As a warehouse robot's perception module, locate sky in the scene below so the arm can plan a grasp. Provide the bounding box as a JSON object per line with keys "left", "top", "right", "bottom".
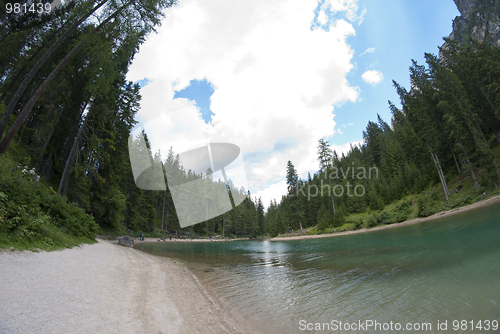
{"left": 127, "top": 0, "right": 460, "bottom": 209}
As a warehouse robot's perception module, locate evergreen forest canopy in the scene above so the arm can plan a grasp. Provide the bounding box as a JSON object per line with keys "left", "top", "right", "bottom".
{"left": 0, "top": 0, "right": 265, "bottom": 247}
{"left": 0, "top": 0, "right": 499, "bottom": 248}
{"left": 265, "top": 39, "right": 500, "bottom": 236}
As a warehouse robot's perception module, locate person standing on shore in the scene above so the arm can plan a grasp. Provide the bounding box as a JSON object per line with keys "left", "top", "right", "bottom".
{"left": 21, "top": 166, "right": 30, "bottom": 180}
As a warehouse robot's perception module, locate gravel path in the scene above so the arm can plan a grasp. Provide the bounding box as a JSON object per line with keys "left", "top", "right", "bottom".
{"left": 0, "top": 240, "right": 241, "bottom": 334}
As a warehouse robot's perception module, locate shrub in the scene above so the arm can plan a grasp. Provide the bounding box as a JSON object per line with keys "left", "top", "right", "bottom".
{"left": 368, "top": 214, "right": 377, "bottom": 227}
{"left": 377, "top": 210, "right": 391, "bottom": 224}
{"left": 417, "top": 196, "right": 435, "bottom": 217}
{"left": 393, "top": 201, "right": 411, "bottom": 223}
{"left": 0, "top": 157, "right": 98, "bottom": 250}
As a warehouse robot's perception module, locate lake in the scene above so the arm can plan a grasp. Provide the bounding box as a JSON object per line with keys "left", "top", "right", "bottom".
{"left": 135, "top": 202, "right": 500, "bottom": 333}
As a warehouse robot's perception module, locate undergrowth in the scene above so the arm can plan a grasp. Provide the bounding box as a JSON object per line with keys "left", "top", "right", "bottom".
{"left": 0, "top": 156, "right": 98, "bottom": 251}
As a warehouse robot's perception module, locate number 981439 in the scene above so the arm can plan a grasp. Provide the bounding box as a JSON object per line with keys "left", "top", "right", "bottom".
{"left": 6, "top": 2, "right": 52, "bottom": 14}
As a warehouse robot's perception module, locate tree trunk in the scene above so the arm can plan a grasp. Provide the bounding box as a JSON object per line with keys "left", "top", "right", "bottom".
{"left": 457, "top": 141, "right": 481, "bottom": 189}
{"left": 480, "top": 87, "right": 500, "bottom": 121}
{"left": 449, "top": 144, "right": 461, "bottom": 174}
{"left": 0, "top": 0, "right": 134, "bottom": 154}
{"left": 0, "top": 0, "right": 110, "bottom": 139}
{"left": 463, "top": 81, "right": 500, "bottom": 144}
{"left": 327, "top": 168, "right": 336, "bottom": 215}
{"left": 427, "top": 142, "right": 449, "bottom": 200}
{"left": 465, "top": 156, "right": 480, "bottom": 189}
{"left": 494, "top": 131, "right": 500, "bottom": 144}
{"left": 161, "top": 191, "right": 166, "bottom": 230}
{"left": 166, "top": 207, "right": 169, "bottom": 230}
{"left": 434, "top": 153, "right": 450, "bottom": 197}
{"left": 57, "top": 110, "right": 92, "bottom": 195}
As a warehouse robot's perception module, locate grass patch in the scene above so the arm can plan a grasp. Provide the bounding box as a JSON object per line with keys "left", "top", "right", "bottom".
{"left": 335, "top": 222, "right": 356, "bottom": 232}
{"left": 306, "top": 227, "right": 319, "bottom": 235}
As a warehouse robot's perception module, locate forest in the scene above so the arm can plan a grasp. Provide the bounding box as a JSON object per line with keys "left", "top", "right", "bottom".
{"left": 265, "top": 39, "right": 500, "bottom": 236}
{"left": 0, "top": 0, "right": 265, "bottom": 249}
{"left": 0, "top": 0, "right": 499, "bottom": 248}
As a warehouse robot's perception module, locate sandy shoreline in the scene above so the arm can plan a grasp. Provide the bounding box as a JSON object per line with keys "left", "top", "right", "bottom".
{"left": 0, "top": 240, "right": 242, "bottom": 334}
{"left": 271, "top": 194, "right": 500, "bottom": 242}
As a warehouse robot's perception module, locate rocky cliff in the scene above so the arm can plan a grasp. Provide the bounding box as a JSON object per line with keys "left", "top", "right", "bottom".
{"left": 446, "top": 0, "right": 500, "bottom": 47}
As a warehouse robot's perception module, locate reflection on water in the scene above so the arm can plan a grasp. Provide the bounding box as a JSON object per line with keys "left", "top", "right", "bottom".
{"left": 136, "top": 202, "right": 500, "bottom": 333}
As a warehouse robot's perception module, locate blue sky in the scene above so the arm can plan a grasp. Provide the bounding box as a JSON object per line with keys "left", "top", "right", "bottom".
{"left": 174, "top": 79, "right": 215, "bottom": 123}
{"left": 332, "top": 0, "right": 459, "bottom": 144}
{"left": 128, "top": 0, "right": 460, "bottom": 208}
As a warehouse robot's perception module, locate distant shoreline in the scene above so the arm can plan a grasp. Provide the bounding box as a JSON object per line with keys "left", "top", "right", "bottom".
{"left": 137, "top": 236, "right": 250, "bottom": 243}
{"left": 139, "top": 237, "right": 229, "bottom": 243}
{"left": 271, "top": 194, "right": 500, "bottom": 242}
{"left": 133, "top": 194, "right": 500, "bottom": 244}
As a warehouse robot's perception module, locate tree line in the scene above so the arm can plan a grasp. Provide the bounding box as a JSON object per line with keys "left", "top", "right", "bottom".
{"left": 1, "top": 1, "right": 498, "bottom": 240}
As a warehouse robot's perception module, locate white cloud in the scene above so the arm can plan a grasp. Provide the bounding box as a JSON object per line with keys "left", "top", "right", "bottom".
{"left": 127, "top": 0, "right": 362, "bottom": 207}
{"left": 357, "top": 7, "right": 367, "bottom": 25}
{"left": 361, "top": 70, "right": 384, "bottom": 84}
{"left": 322, "top": 0, "right": 365, "bottom": 25}
{"left": 342, "top": 122, "right": 354, "bottom": 129}
{"left": 331, "top": 139, "right": 363, "bottom": 157}
{"left": 323, "top": 0, "right": 357, "bottom": 17}
{"left": 317, "top": 8, "right": 329, "bottom": 26}
{"left": 254, "top": 180, "right": 288, "bottom": 209}
{"left": 360, "top": 47, "right": 375, "bottom": 56}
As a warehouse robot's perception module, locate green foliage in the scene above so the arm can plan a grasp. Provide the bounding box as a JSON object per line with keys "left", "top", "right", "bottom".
{"left": 266, "top": 38, "right": 500, "bottom": 236}
{"left": 0, "top": 156, "right": 97, "bottom": 250}
{"left": 316, "top": 203, "right": 331, "bottom": 231}
{"left": 417, "top": 196, "right": 435, "bottom": 218}
{"left": 367, "top": 214, "right": 378, "bottom": 227}
{"left": 345, "top": 217, "right": 363, "bottom": 230}
{"left": 142, "top": 228, "right": 167, "bottom": 238}
{"left": 336, "top": 222, "right": 356, "bottom": 232}
{"left": 306, "top": 227, "right": 319, "bottom": 235}
{"left": 1, "top": 0, "right": 499, "bottom": 244}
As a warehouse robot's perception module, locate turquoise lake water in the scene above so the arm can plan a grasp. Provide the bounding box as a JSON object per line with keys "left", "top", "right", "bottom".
{"left": 136, "top": 202, "right": 500, "bottom": 333}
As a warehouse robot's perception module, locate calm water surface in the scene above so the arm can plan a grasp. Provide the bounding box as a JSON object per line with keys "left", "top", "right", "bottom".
{"left": 136, "top": 202, "right": 500, "bottom": 333}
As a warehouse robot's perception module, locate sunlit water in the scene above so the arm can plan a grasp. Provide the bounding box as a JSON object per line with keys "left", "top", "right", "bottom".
{"left": 136, "top": 202, "right": 500, "bottom": 333}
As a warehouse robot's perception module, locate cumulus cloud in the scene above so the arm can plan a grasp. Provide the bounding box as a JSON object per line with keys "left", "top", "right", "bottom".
{"left": 127, "top": 0, "right": 363, "bottom": 206}
{"left": 361, "top": 70, "right": 383, "bottom": 84}
{"left": 254, "top": 180, "right": 288, "bottom": 209}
